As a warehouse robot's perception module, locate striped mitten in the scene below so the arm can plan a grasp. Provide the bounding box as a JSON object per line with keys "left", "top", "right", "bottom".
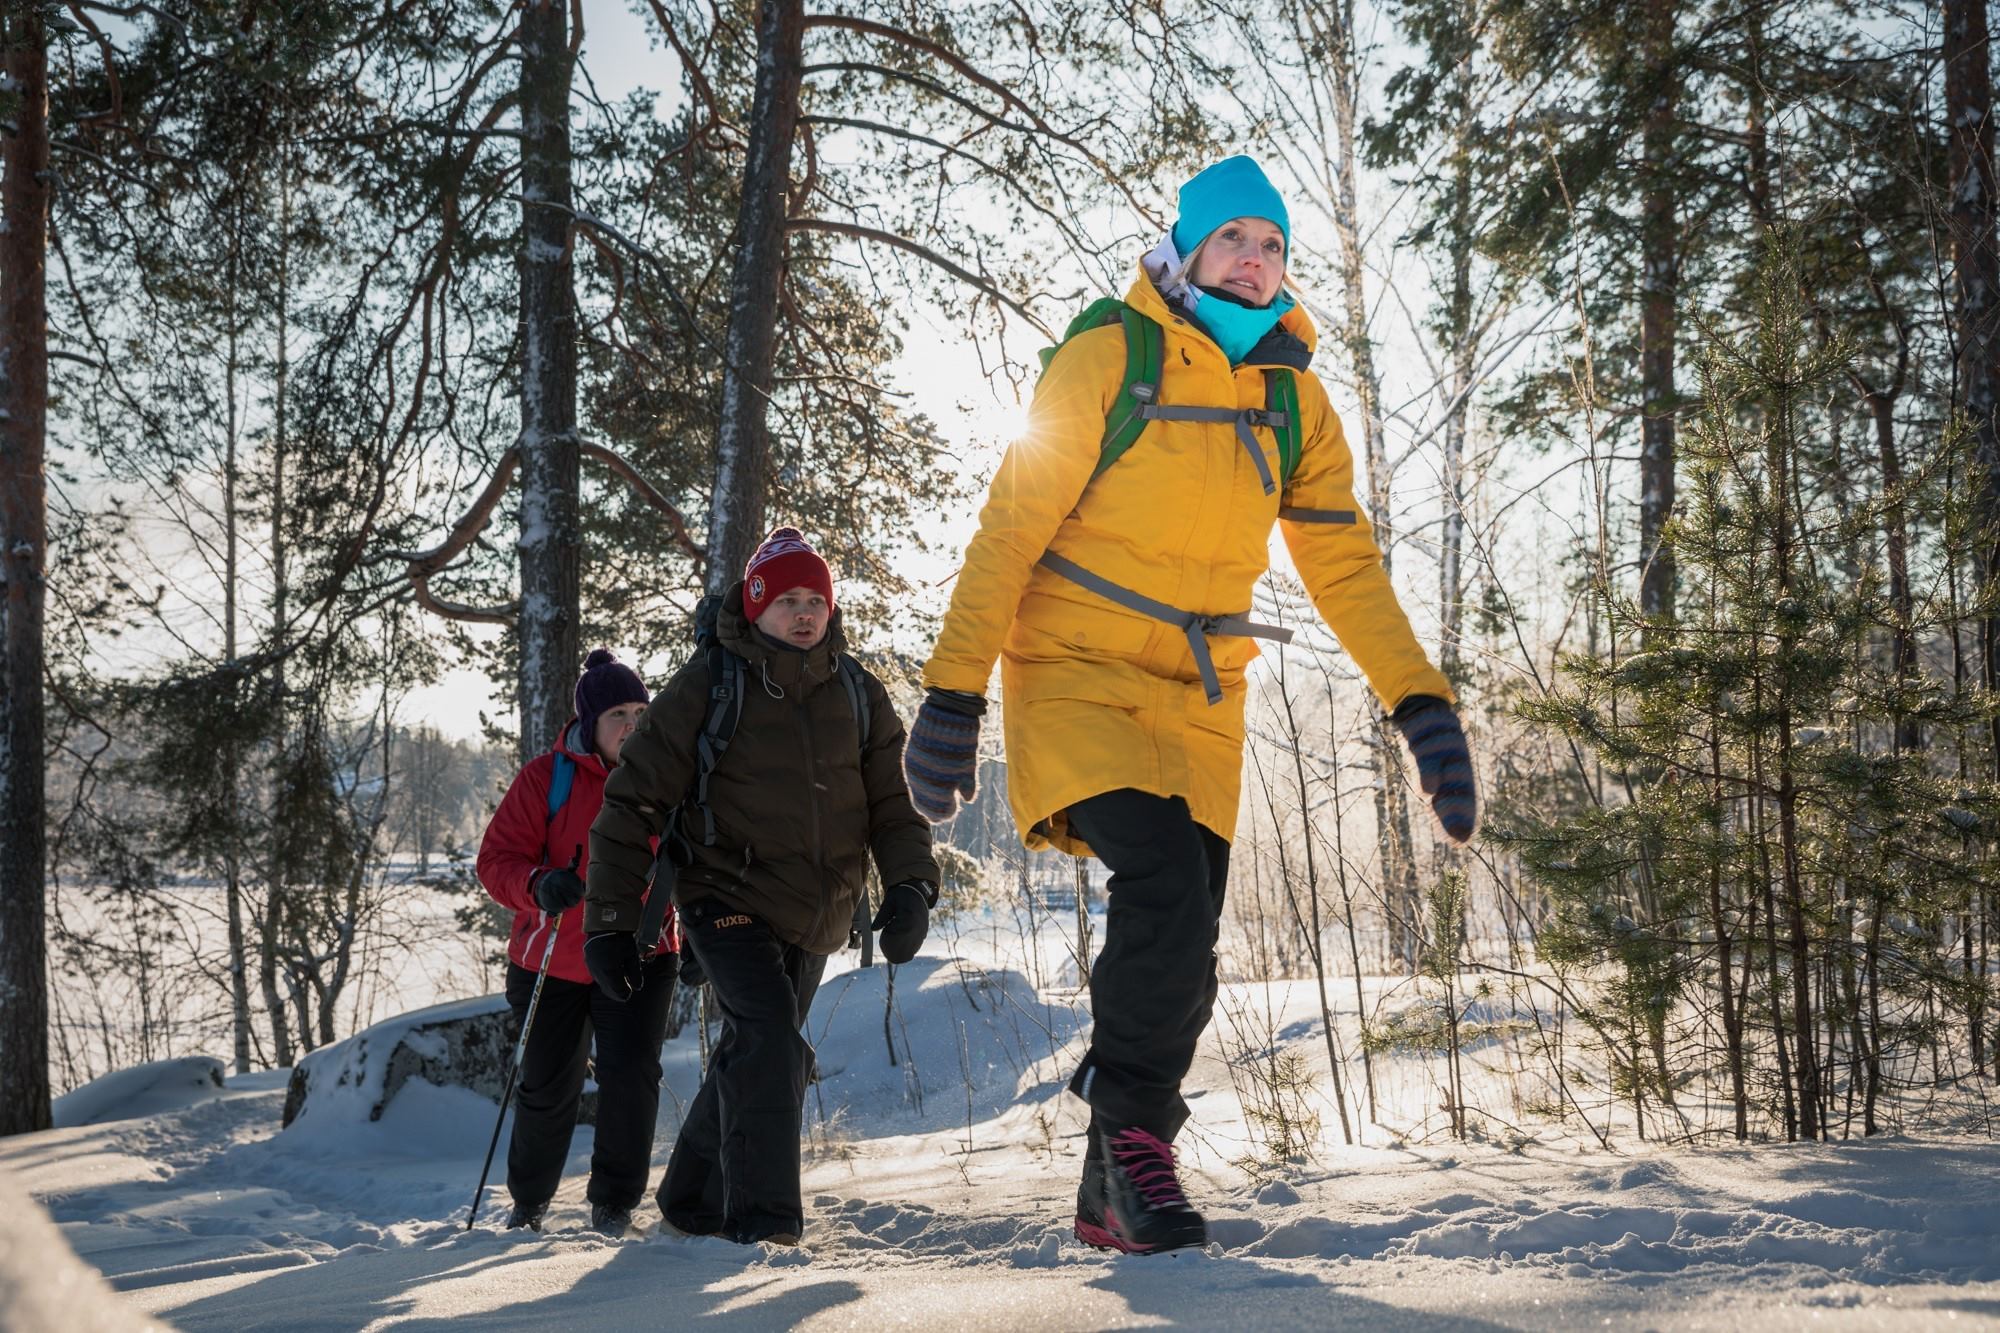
{"left": 1392, "top": 695, "right": 1478, "bottom": 843}
{"left": 904, "top": 690, "right": 982, "bottom": 823}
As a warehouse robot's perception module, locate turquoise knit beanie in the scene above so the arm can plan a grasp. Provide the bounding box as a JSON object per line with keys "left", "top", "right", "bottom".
{"left": 1170, "top": 156, "right": 1291, "bottom": 260}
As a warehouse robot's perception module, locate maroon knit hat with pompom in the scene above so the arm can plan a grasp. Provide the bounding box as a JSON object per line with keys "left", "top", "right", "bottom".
{"left": 573, "top": 648, "right": 648, "bottom": 748}
{"left": 742, "top": 526, "right": 835, "bottom": 621}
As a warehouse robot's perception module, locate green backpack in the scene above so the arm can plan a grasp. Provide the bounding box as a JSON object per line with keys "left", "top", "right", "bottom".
{"left": 1037, "top": 298, "right": 1303, "bottom": 493}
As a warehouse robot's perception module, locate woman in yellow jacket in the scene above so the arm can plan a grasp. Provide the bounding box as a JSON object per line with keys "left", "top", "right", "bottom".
{"left": 904, "top": 156, "right": 1477, "bottom": 1254}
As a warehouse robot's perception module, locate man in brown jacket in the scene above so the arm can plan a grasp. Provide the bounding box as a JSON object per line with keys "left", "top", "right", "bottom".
{"left": 585, "top": 527, "right": 939, "bottom": 1246}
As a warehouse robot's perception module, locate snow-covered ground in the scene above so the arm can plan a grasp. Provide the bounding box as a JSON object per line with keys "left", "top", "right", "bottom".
{"left": 8, "top": 914, "right": 2000, "bottom": 1330}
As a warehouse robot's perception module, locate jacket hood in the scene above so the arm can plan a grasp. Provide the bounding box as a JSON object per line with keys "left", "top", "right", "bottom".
{"left": 1128, "top": 254, "right": 1319, "bottom": 366}
{"left": 553, "top": 718, "right": 612, "bottom": 773}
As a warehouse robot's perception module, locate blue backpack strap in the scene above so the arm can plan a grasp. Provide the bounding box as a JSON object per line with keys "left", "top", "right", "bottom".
{"left": 546, "top": 750, "right": 576, "bottom": 822}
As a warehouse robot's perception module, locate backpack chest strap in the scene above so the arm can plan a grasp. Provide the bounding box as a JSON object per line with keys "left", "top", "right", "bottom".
{"left": 1136, "top": 403, "right": 1288, "bottom": 496}
{"left": 1037, "top": 552, "right": 1293, "bottom": 705}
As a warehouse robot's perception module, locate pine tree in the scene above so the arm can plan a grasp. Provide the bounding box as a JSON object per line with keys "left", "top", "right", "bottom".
{"left": 1506, "top": 231, "right": 2000, "bottom": 1143}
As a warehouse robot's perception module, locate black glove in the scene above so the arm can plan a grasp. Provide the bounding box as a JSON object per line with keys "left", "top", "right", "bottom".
{"left": 904, "top": 690, "right": 983, "bottom": 823}
{"left": 532, "top": 866, "right": 586, "bottom": 915}
{"left": 871, "top": 880, "right": 936, "bottom": 965}
{"left": 677, "top": 947, "right": 706, "bottom": 990}
{"left": 584, "top": 930, "right": 645, "bottom": 1002}
{"left": 1392, "top": 695, "right": 1478, "bottom": 844}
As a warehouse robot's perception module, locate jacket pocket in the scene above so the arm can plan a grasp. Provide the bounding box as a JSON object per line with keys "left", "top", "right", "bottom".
{"left": 1010, "top": 587, "right": 1155, "bottom": 662}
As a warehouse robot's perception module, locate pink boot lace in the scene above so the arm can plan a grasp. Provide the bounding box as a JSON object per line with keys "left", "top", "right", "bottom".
{"left": 1107, "top": 1128, "right": 1189, "bottom": 1210}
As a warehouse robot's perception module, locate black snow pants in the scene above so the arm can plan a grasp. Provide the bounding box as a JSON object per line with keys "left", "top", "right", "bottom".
{"left": 504, "top": 951, "right": 678, "bottom": 1212}
{"left": 1064, "top": 788, "right": 1230, "bottom": 1144}
{"left": 657, "top": 899, "right": 827, "bottom": 1243}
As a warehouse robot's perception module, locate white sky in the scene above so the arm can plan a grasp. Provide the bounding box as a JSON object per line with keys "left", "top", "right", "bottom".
{"left": 406, "top": 0, "right": 1036, "bottom": 738}
{"left": 79, "top": 0, "right": 1522, "bottom": 742}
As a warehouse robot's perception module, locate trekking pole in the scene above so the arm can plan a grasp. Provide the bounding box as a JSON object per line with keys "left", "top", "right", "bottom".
{"left": 467, "top": 847, "right": 579, "bottom": 1231}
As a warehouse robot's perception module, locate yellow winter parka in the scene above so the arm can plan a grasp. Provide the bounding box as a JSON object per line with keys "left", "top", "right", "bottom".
{"left": 922, "top": 265, "right": 1452, "bottom": 856}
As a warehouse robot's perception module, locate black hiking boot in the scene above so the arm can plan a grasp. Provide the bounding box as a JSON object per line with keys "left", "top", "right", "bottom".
{"left": 589, "top": 1203, "right": 636, "bottom": 1236}
{"left": 1074, "top": 1150, "right": 1112, "bottom": 1248}
{"left": 1076, "top": 1125, "right": 1206, "bottom": 1254}
{"left": 505, "top": 1200, "right": 547, "bottom": 1232}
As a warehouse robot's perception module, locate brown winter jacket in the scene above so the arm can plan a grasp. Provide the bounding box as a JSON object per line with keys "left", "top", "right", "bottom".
{"left": 584, "top": 585, "right": 939, "bottom": 955}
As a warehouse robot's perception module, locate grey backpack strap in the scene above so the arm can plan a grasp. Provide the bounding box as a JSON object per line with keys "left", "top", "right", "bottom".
{"left": 1036, "top": 552, "right": 1292, "bottom": 705}
{"left": 837, "top": 655, "right": 878, "bottom": 954}
{"left": 1138, "top": 403, "right": 1288, "bottom": 496}
{"left": 836, "top": 656, "right": 872, "bottom": 753}
{"left": 691, "top": 646, "right": 745, "bottom": 847}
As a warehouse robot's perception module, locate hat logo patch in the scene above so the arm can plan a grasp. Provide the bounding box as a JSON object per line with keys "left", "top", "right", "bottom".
{"left": 749, "top": 575, "right": 765, "bottom": 601}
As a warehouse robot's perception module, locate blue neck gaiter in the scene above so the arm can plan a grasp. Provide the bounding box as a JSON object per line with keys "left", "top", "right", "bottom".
{"left": 1188, "top": 286, "right": 1295, "bottom": 365}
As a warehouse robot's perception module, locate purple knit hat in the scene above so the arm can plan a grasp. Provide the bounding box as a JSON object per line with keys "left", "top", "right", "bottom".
{"left": 574, "top": 648, "right": 648, "bottom": 748}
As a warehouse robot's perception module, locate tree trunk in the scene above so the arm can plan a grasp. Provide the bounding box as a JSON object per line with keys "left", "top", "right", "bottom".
{"left": 263, "top": 154, "right": 295, "bottom": 1073}
{"left": 1777, "top": 728, "right": 1819, "bottom": 1139}
{"left": 0, "top": 9, "right": 52, "bottom": 1136}
{"left": 320, "top": 694, "right": 388, "bottom": 1047}
{"left": 1272, "top": 657, "right": 1354, "bottom": 1144}
{"left": 1708, "top": 720, "right": 1747, "bottom": 1139}
{"left": 259, "top": 893, "right": 293, "bottom": 1068}
{"left": 706, "top": 0, "right": 806, "bottom": 588}
{"left": 1439, "top": 7, "right": 1474, "bottom": 684}
{"left": 1322, "top": 672, "right": 1380, "bottom": 1121}
{"left": 1943, "top": 0, "right": 2000, "bottom": 780}
{"left": 1312, "top": 0, "right": 1423, "bottom": 969}
{"left": 516, "top": 0, "right": 582, "bottom": 761}
{"left": 1637, "top": 0, "right": 1679, "bottom": 628}
{"left": 1770, "top": 379, "right": 1821, "bottom": 1140}
{"left": 223, "top": 201, "right": 253, "bottom": 1076}
{"left": 1749, "top": 704, "right": 1797, "bottom": 1140}
{"left": 1865, "top": 387, "right": 1922, "bottom": 752}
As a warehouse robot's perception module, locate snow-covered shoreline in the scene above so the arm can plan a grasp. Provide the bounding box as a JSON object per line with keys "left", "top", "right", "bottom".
{"left": 7, "top": 943, "right": 2000, "bottom": 1330}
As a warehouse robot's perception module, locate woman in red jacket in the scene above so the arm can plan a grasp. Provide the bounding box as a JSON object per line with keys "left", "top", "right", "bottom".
{"left": 477, "top": 649, "right": 676, "bottom": 1236}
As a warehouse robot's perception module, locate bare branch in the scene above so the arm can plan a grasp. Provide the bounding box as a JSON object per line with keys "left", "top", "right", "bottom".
{"left": 802, "top": 113, "right": 1098, "bottom": 256}
{"left": 578, "top": 439, "right": 707, "bottom": 571}
{"left": 787, "top": 217, "right": 1055, "bottom": 339}
{"left": 379, "top": 448, "right": 522, "bottom": 572}
{"left": 410, "top": 577, "right": 518, "bottom": 625}
{"left": 801, "top": 14, "right": 1163, "bottom": 229}
{"left": 640, "top": 0, "right": 733, "bottom": 144}
{"left": 64, "top": 3, "right": 125, "bottom": 133}
{"left": 383, "top": 434, "right": 707, "bottom": 626}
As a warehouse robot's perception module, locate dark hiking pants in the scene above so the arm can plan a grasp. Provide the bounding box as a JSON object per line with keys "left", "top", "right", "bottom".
{"left": 658, "top": 900, "right": 827, "bottom": 1243}
{"left": 1064, "top": 788, "right": 1230, "bottom": 1145}
{"left": 504, "top": 951, "right": 678, "bottom": 1212}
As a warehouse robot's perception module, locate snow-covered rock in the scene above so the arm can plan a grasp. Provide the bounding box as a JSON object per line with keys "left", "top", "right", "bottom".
{"left": 281, "top": 994, "right": 588, "bottom": 1130}
{"left": 53, "top": 1057, "right": 226, "bottom": 1129}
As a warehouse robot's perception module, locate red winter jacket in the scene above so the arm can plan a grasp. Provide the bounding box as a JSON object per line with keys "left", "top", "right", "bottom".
{"left": 478, "top": 720, "right": 674, "bottom": 986}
